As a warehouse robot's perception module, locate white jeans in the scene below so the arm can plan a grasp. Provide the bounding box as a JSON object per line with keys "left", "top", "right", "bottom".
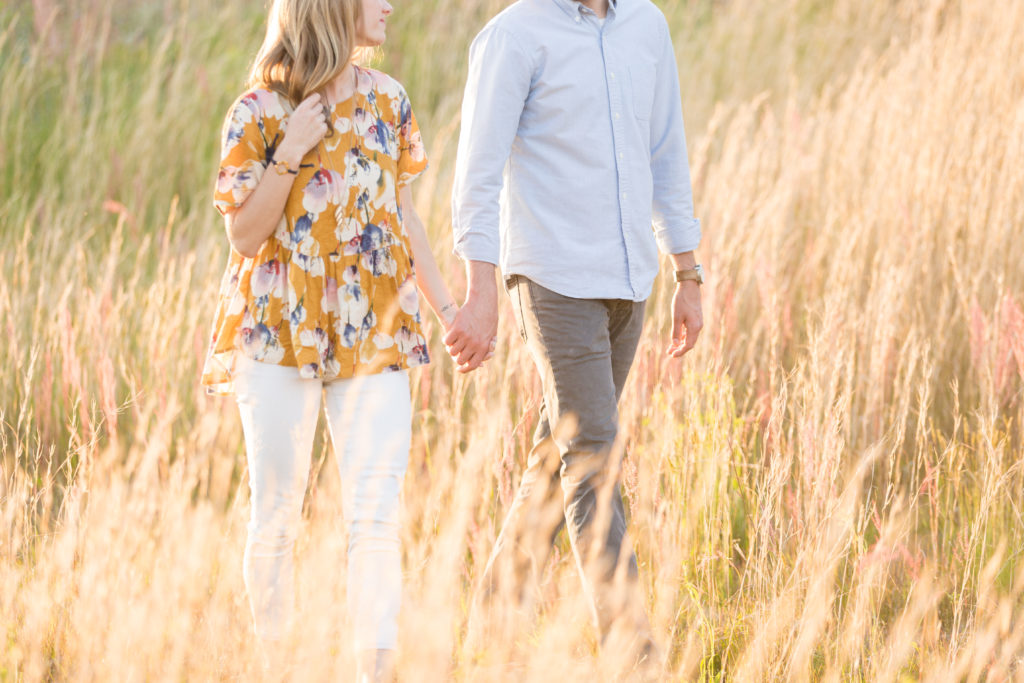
{"left": 233, "top": 354, "right": 411, "bottom": 652}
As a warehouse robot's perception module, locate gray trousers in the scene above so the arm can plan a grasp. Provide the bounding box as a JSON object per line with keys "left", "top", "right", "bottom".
{"left": 481, "top": 274, "right": 646, "bottom": 635}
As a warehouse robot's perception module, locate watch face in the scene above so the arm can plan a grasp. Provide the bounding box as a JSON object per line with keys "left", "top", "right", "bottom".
{"left": 695, "top": 264, "right": 704, "bottom": 284}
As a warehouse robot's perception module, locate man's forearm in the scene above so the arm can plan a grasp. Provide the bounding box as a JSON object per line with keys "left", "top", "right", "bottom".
{"left": 466, "top": 260, "right": 498, "bottom": 301}
{"left": 669, "top": 251, "right": 697, "bottom": 272}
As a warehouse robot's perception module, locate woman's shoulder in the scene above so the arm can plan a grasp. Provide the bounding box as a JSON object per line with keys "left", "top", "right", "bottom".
{"left": 225, "top": 87, "right": 290, "bottom": 123}
{"left": 357, "top": 66, "right": 410, "bottom": 103}
{"left": 219, "top": 88, "right": 290, "bottom": 151}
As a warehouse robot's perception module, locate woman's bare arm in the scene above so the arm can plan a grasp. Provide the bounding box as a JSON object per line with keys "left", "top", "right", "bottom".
{"left": 399, "top": 184, "right": 458, "bottom": 330}
{"left": 224, "top": 94, "right": 327, "bottom": 258}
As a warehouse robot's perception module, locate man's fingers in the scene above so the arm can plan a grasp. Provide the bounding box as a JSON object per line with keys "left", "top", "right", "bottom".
{"left": 446, "top": 336, "right": 465, "bottom": 355}
{"left": 456, "top": 343, "right": 495, "bottom": 372}
{"left": 671, "top": 315, "right": 685, "bottom": 342}
{"left": 444, "top": 313, "right": 494, "bottom": 370}
{"left": 456, "top": 340, "right": 490, "bottom": 368}
{"left": 444, "top": 322, "right": 472, "bottom": 356}
{"left": 456, "top": 352, "right": 485, "bottom": 373}
{"left": 682, "top": 332, "right": 699, "bottom": 354}
{"left": 666, "top": 317, "right": 684, "bottom": 354}
{"left": 446, "top": 334, "right": 468, "bottom": 358}
{"left": 454, "top": 343, "right": 475, "bottom": 366}
{"left": 666, "top": 317, "right": 702, "bottom": 357}
{"left": 675, "top": 320, "right": 703, "bottom": 357}
{"left": 456, "top": 345, "right": 484, "bottom": 367}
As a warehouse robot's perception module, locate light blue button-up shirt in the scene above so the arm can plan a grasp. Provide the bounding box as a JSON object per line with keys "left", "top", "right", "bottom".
{"left": 451, "top": 0, "right": 701, "bottom": 301}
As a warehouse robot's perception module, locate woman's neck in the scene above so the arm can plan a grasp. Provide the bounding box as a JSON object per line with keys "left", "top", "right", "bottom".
{"left": 324, "top": 63, "right": 358, "bottom": 106}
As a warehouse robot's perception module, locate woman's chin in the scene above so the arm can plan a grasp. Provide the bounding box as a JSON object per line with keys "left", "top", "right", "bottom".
{"left": 357, "top": 33, "right": 386, "bottom": 48}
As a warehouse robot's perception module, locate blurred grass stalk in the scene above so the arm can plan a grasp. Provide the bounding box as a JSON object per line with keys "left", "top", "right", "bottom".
{"left": 1, "top": 0, "right": 1023, "bottom": 679}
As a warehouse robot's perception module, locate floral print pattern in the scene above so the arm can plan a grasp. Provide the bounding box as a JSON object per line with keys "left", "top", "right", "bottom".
{"left": 202, "top": 66, "right": 429, "bottom": 394}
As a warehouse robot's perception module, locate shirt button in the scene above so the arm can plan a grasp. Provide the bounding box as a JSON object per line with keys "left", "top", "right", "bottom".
{"left": 610, "top": 72, "right": 616, "bottom": 79}
{"left": 618, "top": 152, "right": 623, "bottom": 160}
{"left": 622, "top": 192, "right": 628, "bottom": 200}
{"left": 614, "top": 112, "right": 620, "bottom": 120}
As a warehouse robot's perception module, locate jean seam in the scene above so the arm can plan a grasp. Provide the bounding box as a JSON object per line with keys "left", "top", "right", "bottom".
{"left": 511, "top": 275, "right": 529, "bottom": 342}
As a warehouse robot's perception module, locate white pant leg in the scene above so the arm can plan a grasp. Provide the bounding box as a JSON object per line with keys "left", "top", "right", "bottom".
{"left": 323, "top": 370, "right": 411, "bottom": 652}
{"left": 234, "top": 355, "right": 321, "bottom": 643}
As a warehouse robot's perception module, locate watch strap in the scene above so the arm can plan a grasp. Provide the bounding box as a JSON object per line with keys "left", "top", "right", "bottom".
{"left": 674, "top": 268, "right": 702, "bottom": 284}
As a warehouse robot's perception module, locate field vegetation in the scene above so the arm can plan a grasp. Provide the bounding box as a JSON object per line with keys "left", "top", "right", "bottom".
{"left": 1, "top": 0, "right": 1022, "bottom": 679}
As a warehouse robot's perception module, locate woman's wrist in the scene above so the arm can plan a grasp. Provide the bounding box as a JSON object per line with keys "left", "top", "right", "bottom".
{"left": 272, "top": 142, "right": 304, "bottom": 170}
{"left": 439, "top": 302, "right": 458, "bottom": 327}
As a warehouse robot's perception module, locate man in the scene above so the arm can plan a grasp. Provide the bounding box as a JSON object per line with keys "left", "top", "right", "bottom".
{"left": 446, "top": 0, "right": 703, "bottom": 651}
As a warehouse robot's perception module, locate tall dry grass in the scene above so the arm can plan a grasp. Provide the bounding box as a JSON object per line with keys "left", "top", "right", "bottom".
{"left": 1, "top": 0, "right": 1023, "bottom": 679}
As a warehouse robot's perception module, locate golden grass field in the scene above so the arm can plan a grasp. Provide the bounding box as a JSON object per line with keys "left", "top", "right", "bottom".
{"left": 2, "top": 0, "right": 1023, "bottom": 679}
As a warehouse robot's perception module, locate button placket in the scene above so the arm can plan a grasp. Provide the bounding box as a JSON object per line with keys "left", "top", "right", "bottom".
{"left": 602, "top": 36, "right": 637, "bottom": 297}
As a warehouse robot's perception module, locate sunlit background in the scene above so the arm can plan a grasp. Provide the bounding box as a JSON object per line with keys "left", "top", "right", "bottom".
{"left": 1, "top": 0, "right": 1022, "bottom": 679}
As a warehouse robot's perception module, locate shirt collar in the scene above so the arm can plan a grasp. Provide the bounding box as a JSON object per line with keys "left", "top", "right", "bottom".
{"left": 550, "top": 0, "right": 618, "bottom": 22}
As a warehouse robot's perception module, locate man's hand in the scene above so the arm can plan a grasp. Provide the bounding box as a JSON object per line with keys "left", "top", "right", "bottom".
{"left": 667, "top": 280, "right": 703, "bottom": 357}
{"left": 444, "top": 261, "right": 499, "bottom": 372}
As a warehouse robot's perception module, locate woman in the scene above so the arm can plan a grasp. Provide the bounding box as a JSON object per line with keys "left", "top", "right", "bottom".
{"left": 201, "top": 0, "right": 458, "bottom": 678}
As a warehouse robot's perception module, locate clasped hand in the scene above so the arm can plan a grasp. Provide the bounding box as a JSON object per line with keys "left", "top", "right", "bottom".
{"left": 442, "top": 295, "right": 498, "bottom": 373}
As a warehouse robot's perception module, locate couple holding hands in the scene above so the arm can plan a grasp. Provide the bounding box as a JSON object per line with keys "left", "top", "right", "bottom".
{"left": 202, "top": 0, "right": 703, "bottom": 678}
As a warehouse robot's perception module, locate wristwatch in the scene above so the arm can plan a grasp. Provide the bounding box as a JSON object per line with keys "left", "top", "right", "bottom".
{"left": 274, "top": 159, "right": 298, "bottom": 176}
{"left": 674, "top": 264, "right": 704, "bottom": 285}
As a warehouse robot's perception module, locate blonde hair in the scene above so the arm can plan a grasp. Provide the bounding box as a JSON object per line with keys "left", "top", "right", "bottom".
{"left": 248, "top": 0, "right": 362, "bottom": 107}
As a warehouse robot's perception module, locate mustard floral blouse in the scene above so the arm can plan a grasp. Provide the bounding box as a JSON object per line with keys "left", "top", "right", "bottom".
{"left": 201, "top": 66, "right": 429, "bottom": 395}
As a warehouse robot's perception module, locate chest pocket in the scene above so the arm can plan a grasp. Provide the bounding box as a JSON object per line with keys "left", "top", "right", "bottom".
{"left": 628, "top": 64, "right": 656, "bottom": 121}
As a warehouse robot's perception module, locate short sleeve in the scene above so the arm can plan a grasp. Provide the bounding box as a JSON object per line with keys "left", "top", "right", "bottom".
{"left": 396, "top": 91, "right": 428, "bottom": 187}
{"left": 213, "top": 93, "right": 270, "bottom": 216}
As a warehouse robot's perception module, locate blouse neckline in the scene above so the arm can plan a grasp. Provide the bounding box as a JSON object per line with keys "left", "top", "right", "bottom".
{"left": 327, "top": 65, "right": 365, "bottom": 112}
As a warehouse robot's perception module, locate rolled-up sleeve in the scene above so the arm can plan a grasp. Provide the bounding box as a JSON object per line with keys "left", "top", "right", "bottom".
{"left": 649, "top": 17, "right": 701, "bottom": 254}
{"left": 451, "top": 24, "right": 533, "bottom": 264}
